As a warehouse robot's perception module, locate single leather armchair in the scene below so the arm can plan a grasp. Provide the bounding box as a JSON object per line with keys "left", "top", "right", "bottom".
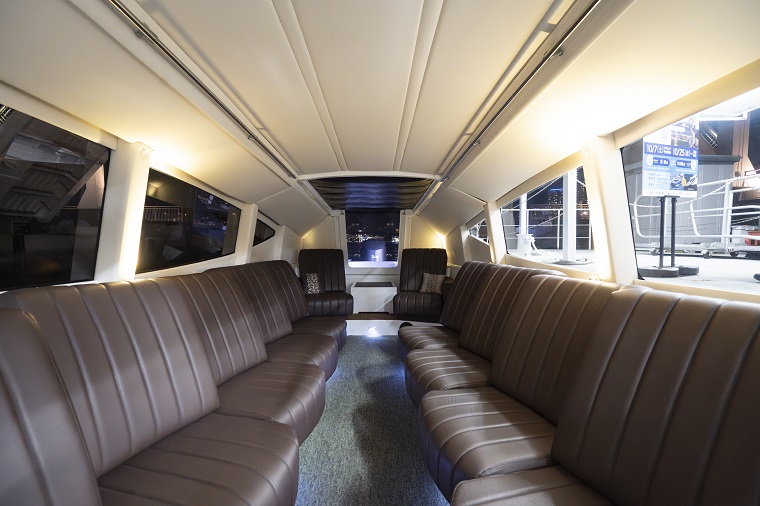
{"left": 298, "top": 249, "right": 354, "bottom": 316}
{"left": 392, "top": 248, "right": 450, "bottom": 318}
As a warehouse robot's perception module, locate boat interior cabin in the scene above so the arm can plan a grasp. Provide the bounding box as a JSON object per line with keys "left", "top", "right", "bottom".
{"left": 2, "top": 0, "right": 760, "bottom": 505}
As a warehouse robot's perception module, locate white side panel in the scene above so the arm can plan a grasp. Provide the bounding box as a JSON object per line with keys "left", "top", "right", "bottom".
{"left": 418, "top": 187, "right": 485, "bottom": 236}
{"left": 465, "top": 235, "right": 492, "bottom": 263}
{"left": 409, "top": 215, "right": 443, "bottom": 249}
{"left": 257, "top": 187, "right": 329, "bottom": 237}
{"left": 303, "top": 215, "right": 340, "bottom": 249}
{"left": 445, "top": 227, "right": 466, "bottom": 266}
{"left": 279, "top": 226, "right": 303, "bottom": 266}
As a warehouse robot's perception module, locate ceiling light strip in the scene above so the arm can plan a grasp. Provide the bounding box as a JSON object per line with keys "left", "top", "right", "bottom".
{"left": 105, "top": 0, "right": 297, "bottom": 180}
{"left": 439, "top": 0, "right": 602, "bottom": 183}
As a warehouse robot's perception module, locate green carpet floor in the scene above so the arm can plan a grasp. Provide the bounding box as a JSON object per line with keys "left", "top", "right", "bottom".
{"left": 296, "top": 334, "right": 449, "bottom": 506}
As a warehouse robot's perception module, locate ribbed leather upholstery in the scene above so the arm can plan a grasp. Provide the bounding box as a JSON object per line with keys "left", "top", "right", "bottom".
{"left": 405, "top": 347, "right": 490, "bottom": 406}
{"left": 98, "top": 413, "right": 300, "bottom": 506}
{"left": 305, "top": 291, "right": 354, "bottom": 317}
{"left": 451, "top": 467, "right": 611, "bottom": 506}
{"left": 218, "top": 263, "right": 293, "bottom": 344}
{"left": 292, "top": 315, "right": 348, "bottom": 350}
{"left": 264, "top": 260, "right": 310, "bottom": 322}
{"left": 404, "top": 266, "right": 566, "bottom": 404}
{"left": 397, "top": 262, "right": 500, "bottom": 360}
{"left": 398, "top": 248, "right": 448, "bottom": 292}
{"left": 396, "top": 325, "right": 459, "bottom": 360}
{"left": 0, "top": 280, "right": 303, "bottom": 505}
{"left": 417, "top": 276, "right": 620, "bottom": 500}
{"left": 0, "top": 279, "right": 220, "bottom": 476}
{"left": 439, "top": 261, "right": 500, "bottom": 331}
{"left": 172, "top": 270, "right": 326, "bottom": 442}
{"left": 393, "top": 248, "right": 448, "bottom": 317}
{"left": 550, "top": 289, "right": 760, "bottom": 505}
{"left": 216, "top": 361, "right": 325, "bottom": 443}
{"left": 266, "top": 333, "right": 339, "bottom": 380}
{"left": 0, "top": 309, "right": 101, "bottom": 506}
{"left": 173, "top": 270, "right": 269, "bottom": 383}
{"left": 299, "top": 249, "right": 354, "bottom": 316}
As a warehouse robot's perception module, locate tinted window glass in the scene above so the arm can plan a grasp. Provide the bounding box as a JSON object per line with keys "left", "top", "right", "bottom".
{"left": 0, "top": 105, "right": 109, "bottom": 290}
{"left": 346, "top": 211, "right": 400, "bottom": 267}
{"left": 253, "top": 219, "right": 275, "bottom": 246}
{"left": 501, "top": 166, "right": 594, "bottom": 272}
{"left": 137, "top": 169, "right": 240, "bottom": 273}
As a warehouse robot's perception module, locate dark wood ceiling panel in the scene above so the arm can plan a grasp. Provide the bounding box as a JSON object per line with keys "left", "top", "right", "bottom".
{"left": 309, "top": 177, "right": 433, "bottom": 211}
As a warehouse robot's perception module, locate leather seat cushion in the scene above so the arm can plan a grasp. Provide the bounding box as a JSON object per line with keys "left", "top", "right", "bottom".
{"left": 98, "top": 413, "right": 299, "bottom": 506}
{"left": 451, "top": 467, "right": 611, "bottom": 506}
{"left": 405, "top": 347, "right": 490, "bottom": 406}
{"left": 305, "top": 291, "right": 354, "bottom": 317}
{"left": 265, "top": 334, "right": 339, "bottom": 380}
{"left": 291, "top": 316, "right": 348, "bottom": 350}
{"left": 419, "top": 388, "right": 555, "bottom": 501}
{"left": 397, "top": 325, "right": 459, "bottom": 360}
{"left": 393, "top": 292, "right": 443, "bottom": 317}
{"left": 216, "top": 361, "right": 326, "bottom": 443}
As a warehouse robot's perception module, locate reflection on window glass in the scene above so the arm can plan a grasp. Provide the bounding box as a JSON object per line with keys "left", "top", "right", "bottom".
{"left": 253, "top": 219, "right": 275, "bottom": 246}
{"left": 501, "top": 167, "right": 594, "bottom": 272}
{"left": 468, "top": 219, "right": 488, "bottom": 243}
{"left": 622, "top": 87, "right": 760, "bottom": 294}
{"left": 345, "top": 211, "right": 400, "bottom": 267}
{"left": 137, "top": 170, "right": 240, "bottom": 273}
{"left": 0, "top": 105, "right": 109, "bottom": 290}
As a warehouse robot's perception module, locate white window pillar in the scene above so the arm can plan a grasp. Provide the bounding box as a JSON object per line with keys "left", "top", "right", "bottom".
{"left": 94, "top": 140, "right": 151, "bottom": 282}
{"left": 581, "top": 135, "right": 638, "bottom": 283}
{"left": 484, "top": 201, "right": 507, "bottom": 263}
{"left": 562, "top": 168, "right": 577, "bottom": 261}
{"left": 235, "top": 203, "right": 258, "bottom": 265}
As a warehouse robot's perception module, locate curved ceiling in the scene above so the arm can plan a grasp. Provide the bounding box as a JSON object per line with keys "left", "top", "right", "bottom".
{"left": 2, "top": 0, "right": 760, "bottom": 238}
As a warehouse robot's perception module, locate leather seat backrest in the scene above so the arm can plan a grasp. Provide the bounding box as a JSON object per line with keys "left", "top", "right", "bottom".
{"left": 553, "top": 289, "right": 760, "bottom": 505}
{"left": 457, "top": 265, "right": 565, "bottom": 361}
{"left": 216, "top": 262, "right": 295, "bottom": 342}
{"left": 264, "top": 260, "right": 311, "bottom": 322}
{"left": 298, "top": 249, "right": 347, "bottom": 293}
{"left": 488, "top": 275, "right": 620, "bottom": 423}
{"left": 438, "top": 261, "right": 499, "bottom": 331}
{"left": 0, "top": 309, "right": 101, "bottom": 505}
{"left": 172, "top": 270, "right": 269, "bottom": 385}
{"left": 398, "top": 248, "right": 447, "bottom": 293}
{"left": 0, "top": 279, "right": 219, "bottom": 477}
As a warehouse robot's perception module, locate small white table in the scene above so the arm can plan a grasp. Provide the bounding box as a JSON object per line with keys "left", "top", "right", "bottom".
{"left": 350, "top": 282, "right": 397, "bottom": 313}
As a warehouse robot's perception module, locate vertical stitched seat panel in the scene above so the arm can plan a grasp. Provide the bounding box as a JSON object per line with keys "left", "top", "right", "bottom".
{"left": 0, "top": 280, "right": 220, "bottom": 476}
{"left": 553, "top": 289, "right": 760, "bottom": 505}
{"left": 439, "top": 262, "right": 499, "bottom": 331}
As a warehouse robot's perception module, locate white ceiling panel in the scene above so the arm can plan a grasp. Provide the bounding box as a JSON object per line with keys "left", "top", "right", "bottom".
{"left": 453, "top": 0, "right": 760, "bottom": 203}
{"left": 0, "top": 0, "right": 289, "bottom": 203}
{"left": 257, "top": 187, "right": 328, "bottom": 236}
{"left": 292, "top": 0, "right": 423, "bottom": 172}
{"left": 418, "top": 186, "right": 485, "bottom": 236}
{"left": 136, "top": 0, "right": 341, "bottom": 175}
{"left": 399, "top": 0, "right": 554, "bottom": 175}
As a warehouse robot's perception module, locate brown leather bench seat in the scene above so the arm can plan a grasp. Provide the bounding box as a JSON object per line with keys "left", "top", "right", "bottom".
{"left": 418, "top": 275, "right": 620, "bottom": 499}
{"left": 447, "top": 288, "right": 760, "bottom": 505}
{"left": 397, "top": 261, "right": 498, "bottom": 360}
{"left": 405, "top": 265, "right": 566, "bottom": 406}
{"left": 0, "top": 281, "right": 300, "bottom": 505}
{"left": 172, "top": 269, "right": 326, "bottom": 443}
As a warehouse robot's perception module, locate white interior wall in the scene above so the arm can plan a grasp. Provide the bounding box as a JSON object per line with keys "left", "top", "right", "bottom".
{"left": 409, "top": 215, "right": 443, "bottom": 248}
{"left": 445, "top": 227, "right": 466, "bottom": 266}
{"left": 465, "top": 235, "right": 492, "bottom": 263}
{"left": 279, "top": 225, "right": 303, "bottom": 266}
{"left": 302, "top": 214, "right": 340, "bottom": 249}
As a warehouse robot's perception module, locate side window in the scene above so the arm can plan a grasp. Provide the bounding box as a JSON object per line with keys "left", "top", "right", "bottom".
{"left": 622, "top": 87, "right": 760, "bottom": 293}
{"left": 500, "top": 166, "right": 594, "bottom": 272}
{"left": 0, "top": 105, "right": 109, "bottom": 290}
{"left": 138, "top": 169, "right": 240, "bottom": 273}
{"left": 345, "top": 211, "right": 400, "bottom": 267}
{"left": 468, "top": 219, "right": 488, "bottom": 243}
{"left": 253, "top": 219, "right": 275, "bottom": 246}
